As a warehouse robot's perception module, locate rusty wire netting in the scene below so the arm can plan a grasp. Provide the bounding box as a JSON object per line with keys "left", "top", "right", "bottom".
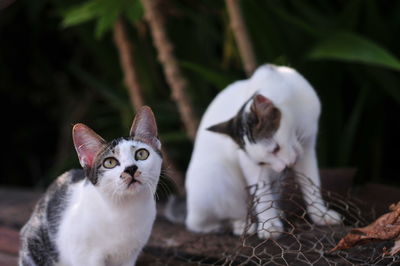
{"left": 144, "top": 171, "right": 400, "bottom": 266}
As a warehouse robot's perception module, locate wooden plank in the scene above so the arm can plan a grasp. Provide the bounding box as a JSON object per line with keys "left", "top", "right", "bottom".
{"left": 0, "top": 227, "right": 19, "bottom": 255}
{"left": 0, "top": 188, "right": 41, "bottom": 229}
{"left": 0, "top": 252, "right": 17, "bottom": 266}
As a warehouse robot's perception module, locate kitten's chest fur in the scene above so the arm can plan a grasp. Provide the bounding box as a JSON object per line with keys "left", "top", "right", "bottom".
{"left": 57, "top": 180, "right": 155, "bottom": 265}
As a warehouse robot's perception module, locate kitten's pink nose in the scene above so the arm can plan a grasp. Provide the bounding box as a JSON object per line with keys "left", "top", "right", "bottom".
{"left": 121, "top": 165, "right": 141, "bottom": 187}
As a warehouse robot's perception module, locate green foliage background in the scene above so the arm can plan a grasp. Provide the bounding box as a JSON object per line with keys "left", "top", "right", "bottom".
{"left": 1, "top": 0, "right": 399, "bottom": 188}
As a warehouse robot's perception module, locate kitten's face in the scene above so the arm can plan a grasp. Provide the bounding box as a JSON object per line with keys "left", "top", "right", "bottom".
{"left": 91, "top": 138, "right": 162, "bottom": 197}
{"left": 72, "top": 106, "right": 162, "bottom": 199}
{"left": 208, "top": 94, "right": 295, "bottom": 172}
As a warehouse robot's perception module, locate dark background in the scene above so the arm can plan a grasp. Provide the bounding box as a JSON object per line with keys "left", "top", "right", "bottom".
{"left": 1, "top": 0, "right": 399, "bottom": 189}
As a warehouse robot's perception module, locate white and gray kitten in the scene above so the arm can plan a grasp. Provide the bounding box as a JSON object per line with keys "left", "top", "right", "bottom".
{"left": 19, "top": 106, "right": 162, "bottom": 266}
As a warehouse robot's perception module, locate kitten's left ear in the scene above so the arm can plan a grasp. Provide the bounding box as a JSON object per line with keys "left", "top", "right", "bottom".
{"left": 72, "top": 123, "right": 106, "bottom": 169}
{"left": 130, "top": 106, "right": 161, "bottom": 150}
{"left": 130, "top": 106, "right": 158, "bottom": 137}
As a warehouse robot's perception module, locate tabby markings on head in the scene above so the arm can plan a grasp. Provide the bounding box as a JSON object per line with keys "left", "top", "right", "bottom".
{"left": 75, "top": 106, "right": 162, "bottom": 186}
{"left": 207, "top": 94, "right": 281, "bottom": 149}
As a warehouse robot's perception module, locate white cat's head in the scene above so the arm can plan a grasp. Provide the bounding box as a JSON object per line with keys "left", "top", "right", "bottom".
{"left": 72, "top": 106, "right": 162, "bottom": 199}
{"left": 208, "top": 94, "right": 295, "bottom": 173}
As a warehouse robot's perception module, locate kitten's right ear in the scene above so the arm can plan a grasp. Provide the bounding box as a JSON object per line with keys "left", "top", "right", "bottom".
{"left": 130, "top": 106, "right": 161, "bottom": 151}
{"left": 72, "top": 123, "right": 106, "bottom": 169}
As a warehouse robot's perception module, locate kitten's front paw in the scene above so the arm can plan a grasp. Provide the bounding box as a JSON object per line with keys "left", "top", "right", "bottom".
{"left": 257, "top": 219, "right": 283, "bottom": 239}
{"left": 310, "top": 209, "right": 342, "bottom": 225}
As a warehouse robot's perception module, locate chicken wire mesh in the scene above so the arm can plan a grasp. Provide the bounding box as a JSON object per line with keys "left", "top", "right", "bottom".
{"left": 144, "top": 171, "right": 400, "bottom": 265}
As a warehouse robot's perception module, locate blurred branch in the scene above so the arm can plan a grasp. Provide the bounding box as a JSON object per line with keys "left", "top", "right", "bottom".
{"left": 225, "top": 0, "right": 257, "bottom": 76}
{"left": 113, "top": 18, "right": 145, "bottom": 110}
{"left": 140, "top": 0, "right": 199, "bottom": 140}
{"left": 114, "top": 16, "right": 185, "bottom": 194}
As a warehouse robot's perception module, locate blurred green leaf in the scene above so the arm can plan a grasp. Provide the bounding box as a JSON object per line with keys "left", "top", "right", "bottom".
{"left": 124, "top": 0, "right": 143, "bottom": 25}
{"left": 94, "top": 8, "right": 118, "bottom": 38}
{"left": 180, "top": 61, "right": 234, "bottom": 90}
{"left": 62, "top": 0, "right": 98, "bottom": 27}
{"left": 62, "top": 0, "right": 143, "bottom": 38}
{"left": 308, "top": 32, "right": 400, "bottom": 71}
{"left": 93, "top": 0, "right": 122, "bottom": 38}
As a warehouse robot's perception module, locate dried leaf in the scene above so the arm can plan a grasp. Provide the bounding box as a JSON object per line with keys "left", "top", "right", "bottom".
{"left": 331, "top": 202, "right": 400, "bottom": 254}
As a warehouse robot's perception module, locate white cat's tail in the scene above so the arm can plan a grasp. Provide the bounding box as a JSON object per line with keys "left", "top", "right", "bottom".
{"left": 164, "top": 195, "right": 187, "bottom": 224}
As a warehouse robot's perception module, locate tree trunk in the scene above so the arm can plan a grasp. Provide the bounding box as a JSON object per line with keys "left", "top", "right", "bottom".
{"left": 140, "top": 0, "right": 199, "bottom": 140}
{"left": 225, "top": 0, "right": 257, "bottom": 76}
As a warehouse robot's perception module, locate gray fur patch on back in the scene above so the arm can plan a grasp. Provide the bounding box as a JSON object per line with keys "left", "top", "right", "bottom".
{"left": 19, "top": 169, "right": 85, "bottom": 266}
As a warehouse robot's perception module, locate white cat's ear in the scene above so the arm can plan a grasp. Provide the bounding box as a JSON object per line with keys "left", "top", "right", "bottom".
{"left": 207, "top": 119, "right": 232, "bottom": 136}
{"left": 252, "top": 94, "right": 280, "bottom": 121}
{"left": 129, "top": 106, "right": 158, "bottom": 139}
{"left": 252, "top": 94, "right": 273, "bottom": 116}
{"left": 72, "top": 123, "right": 106, "bottom": 168}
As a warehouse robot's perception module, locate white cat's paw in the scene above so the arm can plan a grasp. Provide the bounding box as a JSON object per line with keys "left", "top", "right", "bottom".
{"left": 232, "top": 220, "right": 256, "bottom": 236}
{"left": 310, "top": 209, "right": 342, "bottom": 225}
{"left": 186, "top": 218, "right": 223, "bottom": 234}
{"left": 257, "top": 219, "right": 283, "bottom": 239}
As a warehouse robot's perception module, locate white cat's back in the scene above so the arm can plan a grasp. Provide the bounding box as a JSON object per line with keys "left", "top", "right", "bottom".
{"left": 185, "top": 79, "right": 251, "bottom": 228}
{"left": 199, "top": 65, "right": 319, "bottom": 127}
{"left": 199, "top": 80, "right": 251, "bottom": 130}
{"left": 189, "top": 80, "right": 245, "bottom": 162}
{"left": 193, "top": 64, "right": 320, "bottom": 156}
{"left": 250, "top": 65, "right": 320, "bottom": 126}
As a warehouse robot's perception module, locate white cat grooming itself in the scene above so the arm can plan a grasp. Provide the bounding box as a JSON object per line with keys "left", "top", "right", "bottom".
{"left": 185, "top": 64, "right": 341, "bottom": 239}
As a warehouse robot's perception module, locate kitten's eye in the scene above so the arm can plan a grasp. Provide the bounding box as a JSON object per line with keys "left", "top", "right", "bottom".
{"left": 135, "top": 149, "right": 149, "bottom": 161}
{"left": 103, "top": 157, "right": 119, "bottom": 169}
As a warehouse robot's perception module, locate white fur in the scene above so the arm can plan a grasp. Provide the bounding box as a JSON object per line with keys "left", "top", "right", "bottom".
{"left": 185, "top": 64, "right": 341, "bottom": 238}
{"left": 57, "top": 140, "right": 162, "bottom": 266}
